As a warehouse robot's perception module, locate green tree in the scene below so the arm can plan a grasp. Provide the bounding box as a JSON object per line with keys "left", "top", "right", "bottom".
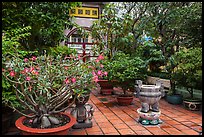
{"left": 2, "top": 2, "right": 82, "bottom": 53}
{"left": 173, "top": 47, "right": 202, "bottom": 98}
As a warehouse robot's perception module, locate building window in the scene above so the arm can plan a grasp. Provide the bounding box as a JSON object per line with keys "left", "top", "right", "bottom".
{"left": 92, "top": 10, "right": 97, "bottom": 16}
{"left": 85, "top": 10, "right": 90, "bottom": 15}
{"left": 71, "top": 9, "right": 76, "bottom": 14}
{"left": 78, "top": 9, "right": 83, "bottom": 14}
{"left": 69, "top": 7, "right": 99, "bottom": 18}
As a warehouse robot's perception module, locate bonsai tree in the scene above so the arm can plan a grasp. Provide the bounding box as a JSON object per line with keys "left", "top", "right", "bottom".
{"left": 173, "top": 47, "right": 202, "bottom": 99}
{"left": 109, "top": 52, "right": 147, "bottom": 95}
{"left": 2, "top": 34, "right": 101, "bottom": 129}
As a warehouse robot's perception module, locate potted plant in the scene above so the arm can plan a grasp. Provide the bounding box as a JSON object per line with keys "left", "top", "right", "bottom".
{"left": 109, "top": 52, "right": 147, "bottom": 105}
{"left": 94, "top": 54, "right": 115, "bottom": 95}
{"left": 174, "top": 47, "right": 202, "bottom": 111}
{"left": 2, "top": 46, "right": 100, "bottom": 135}
{"left": 165, "top": 56, "right": 183, "bottom": 105}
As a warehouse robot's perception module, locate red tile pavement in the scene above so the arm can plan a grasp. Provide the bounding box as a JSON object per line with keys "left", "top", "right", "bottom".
{"left": 4, "top": 87, "right": 202, "bottom": 135}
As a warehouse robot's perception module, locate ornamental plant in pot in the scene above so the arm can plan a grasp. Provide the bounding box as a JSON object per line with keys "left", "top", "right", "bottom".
{"left": 173, "top": 47, "right": 202, "bottom": 111}
{"left": 109, "top": 52, "right": 147, "bottom": 105}
{"left": 2, "top": 47, "right": 100, "bottom": 135}
{"left": 164, "top": 55, "right": 183, "bottom": 105}
{"left": 94, "top": 54, "right": 115, "bottom": 95}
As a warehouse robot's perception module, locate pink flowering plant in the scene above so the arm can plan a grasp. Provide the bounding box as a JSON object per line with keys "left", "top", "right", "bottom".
{"left": 90, "top": 53, "right": 111, "bottom": 82}
{"left": 2, "top": 51, "right": 102, "bottom": 128}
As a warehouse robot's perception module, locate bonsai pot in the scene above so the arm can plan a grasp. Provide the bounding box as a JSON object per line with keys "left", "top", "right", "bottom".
{"left": 15, "top": 112, "right": 76, "bottom": 135}
{"left": 117, "top": 94, "right": 134, "bottom": 105}
{"left": 166, "top": 94, "right": 183, "bottom": 105}
{"left": 97, "top": 80, "right": 114, "bottom": 95}
{"left": 183, "top": 98, "right": 202, "bottom": 111}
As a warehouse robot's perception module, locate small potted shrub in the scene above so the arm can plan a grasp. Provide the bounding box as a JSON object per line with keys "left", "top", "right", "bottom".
{"left": 165, "top": 56, "right": 183, "bottom": 105}
{"left": 174, "top": 47, "right": 202, "bottom": 111}
{"left": 109, "top": 52, "right": 147, "bottom": 105}
{"left": 2, "top": 45, "right": 101, "bottom": 135}
{"left": 93, "top": 54, "right": 115, "bottom": 95}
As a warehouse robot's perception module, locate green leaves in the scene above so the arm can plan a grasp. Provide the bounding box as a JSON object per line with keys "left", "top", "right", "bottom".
{"left": 2, "top": 2, "right": 82, "bottom": 51}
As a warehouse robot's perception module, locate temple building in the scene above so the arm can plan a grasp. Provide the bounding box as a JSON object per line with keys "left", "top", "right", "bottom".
{"left": 61, "top": 2, "right": 109, "bottom": 62}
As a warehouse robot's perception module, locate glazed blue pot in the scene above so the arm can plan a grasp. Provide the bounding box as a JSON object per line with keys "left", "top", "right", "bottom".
{"left": 166, "top": 94, "right": 183, "bottom": 105}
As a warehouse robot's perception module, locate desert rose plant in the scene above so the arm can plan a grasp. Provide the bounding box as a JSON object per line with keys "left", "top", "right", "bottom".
{"left": 2, "top": 50, "right": 103, "bottom": 128}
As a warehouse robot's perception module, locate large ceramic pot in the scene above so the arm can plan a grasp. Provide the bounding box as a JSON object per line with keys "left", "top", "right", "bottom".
{"left": 97, "top": 80, "right": 114, "bottom": 95}
{"left": 117, "top": 94, "right": 134, "bottom": 105}
{"left": 183, "top": 98, "right": 202, "bottom": 111}
{"left": 166, "top": 94, "right": 183, "bottom": 105}
{"left": 15, "top": 112, "right": 76, "bottom": 135}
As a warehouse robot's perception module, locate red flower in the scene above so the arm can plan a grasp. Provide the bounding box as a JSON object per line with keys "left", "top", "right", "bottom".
{"left": 78, "top": 55, "right": 81, "bottom": 59}
{"left": 93, "top": 75, "right": 99, "bottom": 82}
{"left": 24, "top": 58, "right": 29, "bottom": 62}
{"left": 104, "top": 71, "right": 108, "bottom": 76}
{"left": 97, "top": 54, "right": 104, "bottom": 60}
{"left": 97, "top": 70, "right": 102, "bottom": 76}
{"left": 9, "top": 71, "right": 15, "bottom": 77}
{"left": 23, "top": 68, "right": 29, "bottom": 73}
{"left": 34, "top": 71, "right": 39, "bottom": 75}
{"left": 31, "top": 56, "right": 37, "bottom": 61}
{"left": 71, "top": 78, "right": 76, "bottom": 83}
{"left": 21, "top": 70, "right": 25, "bottom": 74}
{"left": 26, "top": 77, "right": 31, "bottom": 81}
{"left": 64, "top": 66, "right": 68, "bottom": 70}
{"left": 95, "top": 59, "right": 99, "bottom": 63}
{"left": 64, "top": 78, "right": 70, "bottom": 84}
{"left": 29, "top": 119, "right": 33, "bottom": 123}
{"left": 30, "top": 67, "right": 35, "bottom": 72}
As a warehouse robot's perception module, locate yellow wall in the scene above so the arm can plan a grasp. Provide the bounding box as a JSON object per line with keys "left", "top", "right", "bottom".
{"left": 69, "top": 7, "right": 99, "bottom": 18}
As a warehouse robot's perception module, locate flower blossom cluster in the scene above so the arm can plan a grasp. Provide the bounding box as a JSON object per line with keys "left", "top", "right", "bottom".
{"left": 91, "top": 54, "right": 108, "bottom": 82}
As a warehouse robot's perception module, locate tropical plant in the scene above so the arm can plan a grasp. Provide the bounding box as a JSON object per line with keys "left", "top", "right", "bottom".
{"left": 108, "top": 52, "right": 147, "bottom": 94}
{"left": 2, "top": 2, "right": 82, "bottom": 52}
{"left": 2, "top": 26, "right": 38, "bottom": 109}
{"left": 173, "top": 47, "right": 202, "bottom": 99}
{"left": 2, "top": 47, "right": 101, "bottom": 128}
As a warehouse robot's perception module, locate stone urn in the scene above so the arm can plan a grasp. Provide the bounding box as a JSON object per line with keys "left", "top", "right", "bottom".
{"left": 136, "top": 80, "right": 163, "bottom": 125}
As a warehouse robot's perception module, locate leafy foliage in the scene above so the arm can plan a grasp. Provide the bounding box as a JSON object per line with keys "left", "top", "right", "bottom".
{"left": 2, "top": 2, "right": 82, "bottom": 52}
{"left": 173, "top": 47, "right": 202, "bottom": 98}
{"left": 108, "top": 52, "right": 147, "bottom": 94}
{"left": 2, "top": 26, "right": 38, "bottom": 109}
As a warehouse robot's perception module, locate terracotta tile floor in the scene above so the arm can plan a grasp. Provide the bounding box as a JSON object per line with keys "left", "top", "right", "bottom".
{"left": 68, "top": 88, "right": 202, "bottom": 135}
{"left": 4, "top": 87, "right": 202, "bottom": 135}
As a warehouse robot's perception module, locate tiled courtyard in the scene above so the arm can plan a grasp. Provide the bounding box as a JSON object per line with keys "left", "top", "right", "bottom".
{"left": 68, "top": 88, "right": 202, "bottom": 135}
{"left": 4, "top": 87, "right": 202, "bottom": 135}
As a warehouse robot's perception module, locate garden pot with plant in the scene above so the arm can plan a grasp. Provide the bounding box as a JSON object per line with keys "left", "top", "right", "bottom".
{"left": 173, "top": 47, "right": 202, "bottom": 111}
{"left": 163, "top": 55, "right": 183, "bottom": 105}
{"left": 109, "top": 52, "right": 147, "bottom": 105}
{"left": 2, "top": 45, "right": 102, "bottom": 134}
{"left": 93, "top": 54, "right": 115, "bottom": 95}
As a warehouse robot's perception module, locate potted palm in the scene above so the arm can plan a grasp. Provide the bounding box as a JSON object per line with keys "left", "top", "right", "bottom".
{"left": 2, "top": 48, "right": 100, "bottom": 135}
{"left": 109, "top": 52, "right": 147, "bottom": 105}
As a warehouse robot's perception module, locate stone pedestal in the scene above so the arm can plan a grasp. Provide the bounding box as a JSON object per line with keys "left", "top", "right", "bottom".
{"left": 137, "top": 108, "right": 162, "bottom": 125}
